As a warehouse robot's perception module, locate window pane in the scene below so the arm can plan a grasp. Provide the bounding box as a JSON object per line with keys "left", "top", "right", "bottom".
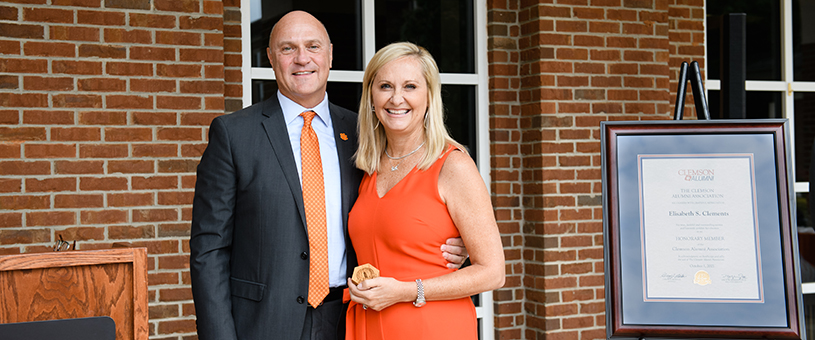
{"left": 441, "top": 85, "right": 477, "bottom": 164}
{"left": 801, "top": 192, "right": 813, "bottom": 229}
{"left": 805, "top": 293, "right": 815, "bottom": 340}
{"left": 707, "top": 89, "right": 720, "bottom": 118}
{"left": 795, "top": 92, "right": 815, "bottom": 183}
{"left": 705, "top": 90, "right": 781, "bottom": 119}
{"left": 800, "top": 194, "right": 815, "bottom": 285}
{"left": 477, "top": 318, "right": 482, "bottom": 340}
{"left": 249, "top": 0, "right": 363, "bottom": 71}
{"left": 706, "top": 0, "right": 781, "bottom": 81}
{"left": 375, "top": 0, "right": 475, "bottom": 74}
{"left": 744, "top": 91, "right": 783, "bottom": 119}
{"left": 252, "top": 80, "right": 362, "bottom": 113}
{"left": 793, "top": 1, "right": 815, "bottom": 81}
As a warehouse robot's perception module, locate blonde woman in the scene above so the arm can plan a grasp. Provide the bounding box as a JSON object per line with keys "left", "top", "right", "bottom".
{"left": 345, "top": 42, "right": 505, "bottom": 339}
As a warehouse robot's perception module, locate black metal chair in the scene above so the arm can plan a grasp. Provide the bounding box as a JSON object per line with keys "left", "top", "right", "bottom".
{"left": 0, "top": 316, "right": 115, "bottom": 340}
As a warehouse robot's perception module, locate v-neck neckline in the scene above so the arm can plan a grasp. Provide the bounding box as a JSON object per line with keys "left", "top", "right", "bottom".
{"left": 373, "top": 165, "right": 418, "bottom": 199}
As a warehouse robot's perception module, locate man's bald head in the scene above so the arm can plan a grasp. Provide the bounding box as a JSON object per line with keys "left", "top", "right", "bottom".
{"left": 269, "top": 11, "right": 331, "bottom": 51}
{"left": 266, "top": 10, "right": 334, "bottom": 108}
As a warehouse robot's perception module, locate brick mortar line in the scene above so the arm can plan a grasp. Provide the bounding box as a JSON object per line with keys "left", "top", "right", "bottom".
{"left": 7, "top": 16, "right": 221, "bottom": 25}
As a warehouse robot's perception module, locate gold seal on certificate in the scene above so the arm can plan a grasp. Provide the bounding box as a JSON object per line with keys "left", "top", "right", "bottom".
{"left": 693, "top": 270, "right": 711, "bottom": 286}
{"left": 351, "top": 263, "right": 380, "bottom": 285}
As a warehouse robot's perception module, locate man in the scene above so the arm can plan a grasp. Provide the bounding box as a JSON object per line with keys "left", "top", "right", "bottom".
{"left": 190, "top": 11, "right": 466, "bottom": 340}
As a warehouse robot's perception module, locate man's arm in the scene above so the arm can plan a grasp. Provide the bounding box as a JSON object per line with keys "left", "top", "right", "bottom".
{"left": 190, "top": 117, "right": 239, "bottom": 340}
{"left": 443, "top": 237, "right": 469, "bottom": 269}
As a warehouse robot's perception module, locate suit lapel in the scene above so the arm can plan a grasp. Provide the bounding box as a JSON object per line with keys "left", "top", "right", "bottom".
{"left": 261, "top": 96, "right": 307, "bottom": 228}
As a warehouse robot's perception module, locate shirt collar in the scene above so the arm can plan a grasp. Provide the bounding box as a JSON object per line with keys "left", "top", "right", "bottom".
{"left": 278, "top": 91, "right": 331, "bottom": 128}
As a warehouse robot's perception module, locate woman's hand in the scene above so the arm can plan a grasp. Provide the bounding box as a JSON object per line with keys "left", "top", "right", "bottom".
{"left": 347, "top": 277, "right": 413, "bottom": 311}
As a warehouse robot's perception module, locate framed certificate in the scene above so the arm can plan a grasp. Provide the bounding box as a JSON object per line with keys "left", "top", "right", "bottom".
{"left": 601, "top": 120, "right": 804, "bottom": 339}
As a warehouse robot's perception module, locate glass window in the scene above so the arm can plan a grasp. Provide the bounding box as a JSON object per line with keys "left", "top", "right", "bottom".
{"left": 706, "top": 90, "right": 782, "bottom": 119}
{"left": 706, "top": 89, "right": 720, "bottom": 118}
{"left": 375, "top": 0, "right": 475, "bottom": 74}
{"left": 249, "top": 0, "right": 363, "bottom": 71}
{"left": 793, "top": 0, "right": 815, "bottom": 81}
{"left": 706, "top": 1, "right": 782, "bottom": 81}
{"left": 745, "top": 91, "right": 783, "bottom": 119}
{"left": 800, "top": 193, "right": 815, "bottom": 283}
{"left": 251, "top": 79, "right": 276, "bottom": 104}
{"left": 476, "top": 318, "right": 483, "bottom": 340}
{"left": 252, "top": 80, "right": 363, "bottom": 113}
{"left": 804, "top": 294, "right": 815, "bottom": 339}
{"left": 795, "top": 92, "right": 815, "bottom": 183}
{"left": 442, "top": 85, "right": 477, "bottom": 159}
{"left": 800, "top": 192, "right": 812, "bottom": 228}
{"left": 707, "top": 90, "right": 721, "bottom": 118}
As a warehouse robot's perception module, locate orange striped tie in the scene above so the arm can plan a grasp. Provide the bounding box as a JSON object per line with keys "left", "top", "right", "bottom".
{"left": 300, "top": 110, "right": 328, "bottom": 308}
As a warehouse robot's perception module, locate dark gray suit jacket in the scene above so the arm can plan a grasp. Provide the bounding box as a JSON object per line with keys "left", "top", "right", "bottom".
{"left": 190, "top": 95, "right": 362, "bottom": 340}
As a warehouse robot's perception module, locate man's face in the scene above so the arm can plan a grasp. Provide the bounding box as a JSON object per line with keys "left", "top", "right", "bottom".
{"left": 267, "top": 14, "right": 333, "bottom": 108}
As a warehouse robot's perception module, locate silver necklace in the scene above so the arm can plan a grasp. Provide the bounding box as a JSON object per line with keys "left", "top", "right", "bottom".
{"left": 385, "top": 141, "right": 425, "bottom": 171}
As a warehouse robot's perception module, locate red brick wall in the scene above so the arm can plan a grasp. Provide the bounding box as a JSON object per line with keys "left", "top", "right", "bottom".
{"left": 0, "top": 0, "right": 235, "bottom": 338}
{"left": 668, "top": 0, "right": 706, "bottom": 119}
{"left": 488, "top": 0, "right": 525, "bottom": 339}
{"left": 223, "top": 0, "right": 242, "bottom": 113}
{"left": 487, "top": 1, "right": 705, "bottom": 339}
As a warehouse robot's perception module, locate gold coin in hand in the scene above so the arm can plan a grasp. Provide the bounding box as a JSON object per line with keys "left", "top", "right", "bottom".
{"left": 351, "top": 263, "right": 380, "bottom": 285}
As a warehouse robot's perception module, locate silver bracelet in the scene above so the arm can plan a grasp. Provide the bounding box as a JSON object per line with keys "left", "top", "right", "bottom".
{"left": 413, "top": 279, "right": 426, "bottom": 307}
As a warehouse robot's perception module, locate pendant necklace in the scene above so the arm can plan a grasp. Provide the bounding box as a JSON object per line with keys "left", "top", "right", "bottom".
{"left": 385, "top": 141, "right": 425, "bottom": 171}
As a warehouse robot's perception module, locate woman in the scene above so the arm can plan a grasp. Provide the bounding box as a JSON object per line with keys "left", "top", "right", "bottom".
{"left": 346, "top": 42, "right": 505, "bottom": 339}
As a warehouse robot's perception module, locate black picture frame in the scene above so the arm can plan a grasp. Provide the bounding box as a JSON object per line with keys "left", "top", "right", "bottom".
{"left": 601, "top": 119, "right": 804, "bottom": 340}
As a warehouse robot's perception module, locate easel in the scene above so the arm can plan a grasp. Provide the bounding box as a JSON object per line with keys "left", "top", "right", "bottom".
{"left": 673, "top": 61, "right": 711, "bottom": 120}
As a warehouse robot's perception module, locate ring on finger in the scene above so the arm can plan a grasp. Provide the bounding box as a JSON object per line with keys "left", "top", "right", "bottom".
{"left": 363, "top": 304, "right": 368, "bottom": 310}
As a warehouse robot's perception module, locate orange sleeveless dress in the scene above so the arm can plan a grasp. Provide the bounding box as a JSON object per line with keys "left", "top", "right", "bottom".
{"left": 345, "top": 146, "right": 477, "bottom": 340}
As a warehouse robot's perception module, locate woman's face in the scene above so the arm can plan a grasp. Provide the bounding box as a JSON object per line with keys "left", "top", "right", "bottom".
{"left": 371, "top": 56, "right": 428, "bottom": 139}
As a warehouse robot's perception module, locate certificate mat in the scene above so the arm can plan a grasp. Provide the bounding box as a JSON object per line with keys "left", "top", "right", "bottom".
{"left": 638, "top": 155, "right": 762, "bottom": 302}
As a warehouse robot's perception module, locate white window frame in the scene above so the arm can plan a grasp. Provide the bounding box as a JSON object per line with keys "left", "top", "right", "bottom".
{"left": 240, "top": 1, "right": 494, "bottom": 338}
{"left": 704, "top": 0, "right": 812, "bottom": 291}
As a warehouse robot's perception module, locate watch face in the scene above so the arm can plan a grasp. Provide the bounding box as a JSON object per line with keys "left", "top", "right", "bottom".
{"left": 413, "top": 300, "right": 426, "bottom": 307}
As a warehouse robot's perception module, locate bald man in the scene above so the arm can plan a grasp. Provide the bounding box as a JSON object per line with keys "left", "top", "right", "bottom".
{"left": 190, "top": 11, "right": 466, "bottom": 340}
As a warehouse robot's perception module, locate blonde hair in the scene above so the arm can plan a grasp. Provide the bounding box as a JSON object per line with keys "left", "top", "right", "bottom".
{"left": 354, "top": 42, "right": 465, "bottom": 174}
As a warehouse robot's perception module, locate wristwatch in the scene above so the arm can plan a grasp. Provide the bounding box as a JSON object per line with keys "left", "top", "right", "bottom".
{"left": 413, "top": 279, "right": 426, "bottom": 307}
